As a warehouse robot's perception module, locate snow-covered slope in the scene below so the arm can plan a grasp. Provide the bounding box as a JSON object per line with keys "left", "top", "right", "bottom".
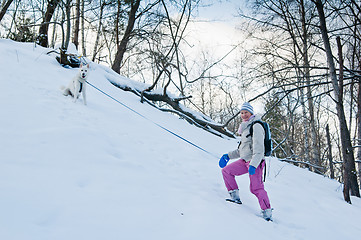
{"left": 1, "top": 39, "right": 360, "bottom": 240}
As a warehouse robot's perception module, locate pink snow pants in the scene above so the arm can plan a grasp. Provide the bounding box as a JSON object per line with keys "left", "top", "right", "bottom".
{"left": 222, "top": 159, "right": 271, "bottom": 210}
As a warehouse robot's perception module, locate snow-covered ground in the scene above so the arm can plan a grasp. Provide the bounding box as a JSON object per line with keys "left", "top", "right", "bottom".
{"left": 1, "top": 39, "right": 360, "bottom": 240}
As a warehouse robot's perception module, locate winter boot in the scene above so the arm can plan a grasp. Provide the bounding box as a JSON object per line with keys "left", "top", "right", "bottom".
{"left": 262, "top": 208, "right": 273, "bottom": 221}
{"left": 228, "top": 189, "right": 242, "bottom": 204}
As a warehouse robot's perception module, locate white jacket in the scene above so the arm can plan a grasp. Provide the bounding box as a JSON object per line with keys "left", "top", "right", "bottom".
{"left": 228, "top": 115, "right": 265, "bottom": 168}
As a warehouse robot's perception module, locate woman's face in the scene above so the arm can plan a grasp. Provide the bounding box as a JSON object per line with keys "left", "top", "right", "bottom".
{"left": 241, "top": 110, "right": 252, "bottom": 121}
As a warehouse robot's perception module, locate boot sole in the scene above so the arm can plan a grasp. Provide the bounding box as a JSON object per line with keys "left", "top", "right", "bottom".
{"left": 226, "top": 199, "right": 242, "bottom": 204}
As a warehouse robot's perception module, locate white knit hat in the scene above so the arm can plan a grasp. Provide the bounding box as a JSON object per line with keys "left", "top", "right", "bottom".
{"left": 240, "top": 102, "right": 254, "bottom": 115}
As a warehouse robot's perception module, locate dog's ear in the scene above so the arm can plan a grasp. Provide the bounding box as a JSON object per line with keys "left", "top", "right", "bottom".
{"left": 86, "top": 63, "right": 89, "bottom": 68}
{"left": 80, "top": 63, "right": 83, "bottom": 68}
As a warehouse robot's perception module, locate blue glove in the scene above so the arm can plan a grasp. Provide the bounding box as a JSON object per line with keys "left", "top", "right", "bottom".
{"left": 219, "top": 154, "right": 230, "bottom": 168}
{"left": 248, "top": 165, "right": 256, "bottom": 175}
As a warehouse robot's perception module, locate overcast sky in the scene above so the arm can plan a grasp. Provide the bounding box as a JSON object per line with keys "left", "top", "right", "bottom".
{"left": 196, "top": 0, "right": 246, "bottom": 24}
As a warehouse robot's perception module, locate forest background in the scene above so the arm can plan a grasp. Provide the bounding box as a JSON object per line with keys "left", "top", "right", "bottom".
{"left": 0, "top": 0, "right": 360, "bottom": 203}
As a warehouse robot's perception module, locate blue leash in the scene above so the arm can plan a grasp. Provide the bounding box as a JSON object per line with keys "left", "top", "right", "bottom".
{"left": 86, "top": 81, "right": 219, "bottom": 159}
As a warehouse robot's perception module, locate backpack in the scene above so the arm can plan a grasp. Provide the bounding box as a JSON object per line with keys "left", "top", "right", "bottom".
{"left": 246, "top": 120, "right": 273, "bottom": 157}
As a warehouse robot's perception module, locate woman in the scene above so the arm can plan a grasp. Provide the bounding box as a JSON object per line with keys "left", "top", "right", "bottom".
{"left": 219, "top": 102, "right": 272, "bottom": 221}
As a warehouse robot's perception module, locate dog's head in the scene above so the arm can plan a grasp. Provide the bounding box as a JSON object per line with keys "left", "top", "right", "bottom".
{"left": 79, "top": 63, "right": 89, "bottom": 79}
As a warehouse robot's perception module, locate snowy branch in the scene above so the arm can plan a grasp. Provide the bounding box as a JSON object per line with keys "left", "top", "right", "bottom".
{"left": 108, "top": 80, "right": 235, "bottom": 138}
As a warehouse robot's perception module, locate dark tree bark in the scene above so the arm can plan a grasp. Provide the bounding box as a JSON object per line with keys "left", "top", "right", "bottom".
{"left": 81, "top": 0, "right": 86, "bottom": 56}
{"left": 336, "top": 37, "right": 360, "bottom": 198}
{"left": 64, "top": 0, "right": 72, "bottom": 50}
{"left": 0, "top": 0, "right": 14, "bottom": 23}
{"left": 326, "top": 124, "right": 334, "bottom": 179}
{"left": 112, "top": 0, "right": 141, "bottom": 74}
{"left": 356, "top": 76, "right": 361, "bottom": 181}
{"left": 314, "top": 0, "right": 360, "bottom": 203}
{"left": 73, "top": 0, "right": 80, "bottom": 49}
{"left": 37, "top": 0, "right": 59, "bottom": 47}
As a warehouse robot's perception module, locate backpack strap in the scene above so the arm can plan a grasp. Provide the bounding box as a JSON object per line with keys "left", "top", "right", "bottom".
{"left": 263, "top": 160, "right": 266, "bottom": 182}
{"left": 246, "top": 121, "right": 267, "bottom": 182}
{"left": 246, "top": 120, "right": 264, "bottom": 138}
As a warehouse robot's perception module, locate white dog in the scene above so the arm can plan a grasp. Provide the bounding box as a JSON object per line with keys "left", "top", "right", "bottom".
{"left": 61, "top": 63, "right": 89, "bottom": 105}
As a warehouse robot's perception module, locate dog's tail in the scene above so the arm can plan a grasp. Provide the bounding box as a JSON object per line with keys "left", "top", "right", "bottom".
{"left": 60, "top": 85, "right": 70, "bottom": 96}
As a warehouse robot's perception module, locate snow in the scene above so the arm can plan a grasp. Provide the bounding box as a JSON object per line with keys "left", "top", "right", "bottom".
{"left": 0, "top": 39, "right": 360, "bottom": 240}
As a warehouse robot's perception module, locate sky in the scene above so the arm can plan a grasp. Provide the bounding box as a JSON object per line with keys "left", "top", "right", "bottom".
{"left": 196, "top": 0, "right": 245, "bottom": 24}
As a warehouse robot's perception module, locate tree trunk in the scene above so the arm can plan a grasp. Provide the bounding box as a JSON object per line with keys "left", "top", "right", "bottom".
{"left": 326, "top": 124, "right": 334, "bottom": 179}
{"left": 115, "top": 0, "right": 121, "bottom": 46}
{"left": 299, "top": 1, "right": 311, "bottom": 169}
{"left": 64, "top": 0, "right": 72, "bottom": 50}
{"left": 50, "top": 7, "right": 59, "bottom": 48}
{"left": 112, "top": 0, "right": 141, "bottom": 74}
{"left": 92, "top": 0, "right": 105, "bottom": 62}
{"left": 81, "top": 0, "right": 86, "bottom": 56}
{"left": 336, "top": 37, "right": 360, "bottom": 197}
{"left": 300, "top": 88, "right": 310, "bottom": 170}
{"left": 301, "top": 0, "right": 320, "bottom": 169}
{"left": 72, "top": 0, "right": 80, "bottom": 49}
{"left": 314, "top": 0, "right": 360, "bottom": 203}
{"left": 37, "top": 0, "right": 59, "bottom": 47}
{"left": 0, "top": 0, "right": 13, "bottom": 23}
{"left": 357, "top": 74, "right": 361, "bottom": 186}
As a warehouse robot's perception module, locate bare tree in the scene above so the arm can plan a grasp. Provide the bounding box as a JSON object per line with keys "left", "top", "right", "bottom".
{"left": 92, "top": 0, "right": 107, "bottom": 61}
{"left": 112, "top": 0, "right": 141, "bottom": 73}
{"left": 0, "top": 0, "right": 14, "bottom": 23}
{"left": 37, "top": 0, "right": 59, "bottom": 47}
{"left": 72, "top": 0, "right": 80, "bottom": 49}
{"left": 300, "top": 0, "right": 321, "bottom": 168}
{"left": 63, "top": 0, "right": 72, "bottom": 49}
{"left": 81, "top": 0, "right": 86, "bottom": 56}
{"left": 326, "top": 124, "right": 335, "bottom": 179}
{"left": 356, "top": 77, "right": 361, "bottom": 181}
{"left": 314, "top": 0, "right": 360, "bottom": 203}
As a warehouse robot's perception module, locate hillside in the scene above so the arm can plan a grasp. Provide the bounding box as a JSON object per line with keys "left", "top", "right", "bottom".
{"left": 0, "top": 39, "right": 361, "bottom": 240}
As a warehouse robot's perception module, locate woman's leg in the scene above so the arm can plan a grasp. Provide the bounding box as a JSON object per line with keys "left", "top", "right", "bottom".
{"left": 249, "top": 161, "right": 271, "bottom": 210}
{"left": 222, "top": 159, "right": 248, "bottom": 191}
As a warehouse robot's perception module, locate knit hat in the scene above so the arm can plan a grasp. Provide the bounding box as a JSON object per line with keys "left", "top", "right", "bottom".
{"left": 240, "top": 102, "right": 254, "bottom": 115}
